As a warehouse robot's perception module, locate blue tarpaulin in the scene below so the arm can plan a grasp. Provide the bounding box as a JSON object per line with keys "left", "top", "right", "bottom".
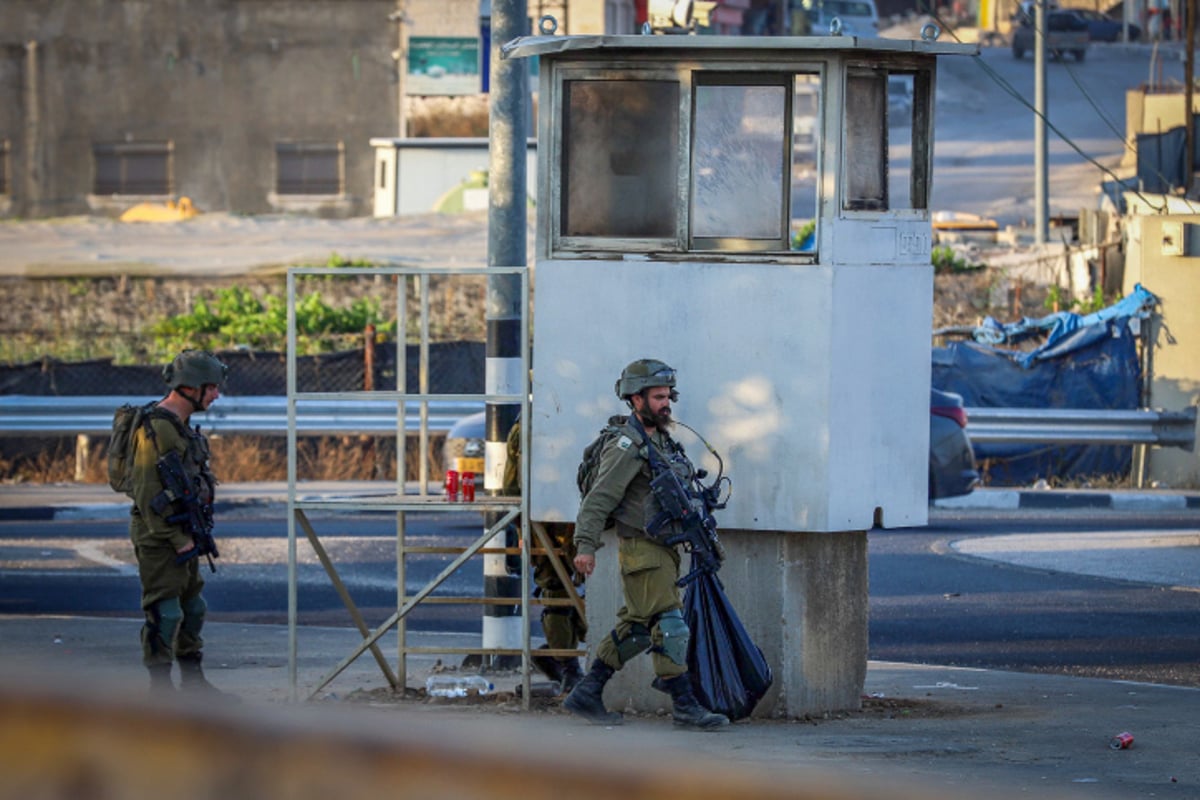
{"left": 932, "top": 285, "right": 1157, "bottom": 485}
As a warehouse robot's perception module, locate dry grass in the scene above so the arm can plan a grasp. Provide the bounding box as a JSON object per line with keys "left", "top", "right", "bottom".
{"left": 0, "top": 434, "right": 447, "bottom": 485}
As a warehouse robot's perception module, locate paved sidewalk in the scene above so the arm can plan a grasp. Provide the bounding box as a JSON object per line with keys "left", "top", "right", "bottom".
{"left": 2, "top": 613, "right": 1199, "bottom": 799}
{"left": 2, "top": 482, "right": 1198, "bottom": 798}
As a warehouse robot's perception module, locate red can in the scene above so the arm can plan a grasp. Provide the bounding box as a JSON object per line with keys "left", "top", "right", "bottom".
{"left": 444, "top": 469, "right": 459, "bottom": 501}
{"left": 461, "top": 471, "right": 476, "bottom": 502}
{"left": 1110, "top": 732, "right": 1134, "bottom": 750}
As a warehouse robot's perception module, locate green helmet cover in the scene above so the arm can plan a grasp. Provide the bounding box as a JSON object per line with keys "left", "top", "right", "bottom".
{"left": 163, "top": 349, "right": 228, "bottom": 390}
{"left": 614, "top": 358, "right": 676, "bottom": 400}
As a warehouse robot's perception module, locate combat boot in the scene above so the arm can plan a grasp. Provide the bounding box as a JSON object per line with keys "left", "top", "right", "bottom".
{"left": 563, "top": 659, "right": 623, "bottom": 725}
{"left": 558, "top": 658, "right": 584, "bottom": 695}
{"left": 147, "top": 663, "right": 175, "bottom": 693}
{"left": 531, "top": 643, "right": 565, "bottom": 687}
{"left": 177, "top": 652, "right": 240, "bottom": 702}
{"left": 655, "top": 674, "right": 729, "bottom": 730}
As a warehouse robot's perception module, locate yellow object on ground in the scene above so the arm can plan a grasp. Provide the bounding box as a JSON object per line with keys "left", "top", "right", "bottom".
{"left": 932, "top": 210, "right": 998, "bottom": 232}
{"left": 119, "top": 196, "right": 199, "bottom": 223}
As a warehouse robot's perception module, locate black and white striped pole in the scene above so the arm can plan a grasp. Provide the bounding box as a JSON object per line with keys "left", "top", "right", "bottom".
{"left": 482, "top": 0, "right": 527, "bottom": 667}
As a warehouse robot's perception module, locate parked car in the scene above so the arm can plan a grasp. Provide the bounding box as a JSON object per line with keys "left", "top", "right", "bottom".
{"left": 442, "top": 411, "right": 486, "bottom": 477}
{"left": 1011, "top": 10, "right": 1090, "bottom": 61}
{"left": 929, "top": 388, "right": 980, "bottom": 500}
{"left": 1070, "top": 8, "right": 1140, "bottom": 41}
{"left": 447, "top": 391, "right": 981, "bottom": 503}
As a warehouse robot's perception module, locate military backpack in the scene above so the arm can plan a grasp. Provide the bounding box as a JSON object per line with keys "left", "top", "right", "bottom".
{"left": 576, "top": 415, "right": 631, "bottom": 498}
{"left": 106, "top": 401, "right": 159, "bottom": 497}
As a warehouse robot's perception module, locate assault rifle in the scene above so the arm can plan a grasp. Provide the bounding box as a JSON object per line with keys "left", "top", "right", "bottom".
{"left": 150, "top": 450, "right": 219, "bottom": 572}
{"left": 647, "top": 459, "right": 728, "bottom": 586}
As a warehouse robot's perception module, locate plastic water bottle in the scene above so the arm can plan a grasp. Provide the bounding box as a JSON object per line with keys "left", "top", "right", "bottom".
{"left": 425, "top": 674, "right": 494, "bottom": 698}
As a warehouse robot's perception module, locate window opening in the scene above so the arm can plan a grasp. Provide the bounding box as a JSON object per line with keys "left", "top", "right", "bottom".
{"left": 887, "top": 72, "right": 915, "bottom": 209}
{"left": 93, "top": 141, "right": 173, "bottom": 195}
{"left": 791, "top": 74, "right": 821, "bottom": 252}
{"left": 276, "top": 142, "right": 344, "bottom": 195}
{"left": 561, "top": 79, "right": 680, "bottom": 239}
{"left": 843, "top": 71, "right": 887, "bottom": 211}
{"left": 691, "top": 77, "right": 790, "bottom": 251}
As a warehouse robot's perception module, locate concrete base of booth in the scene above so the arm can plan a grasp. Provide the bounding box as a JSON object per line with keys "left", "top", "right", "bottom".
{"left": 586, "top": 528, "right": 868, "bottom": 719}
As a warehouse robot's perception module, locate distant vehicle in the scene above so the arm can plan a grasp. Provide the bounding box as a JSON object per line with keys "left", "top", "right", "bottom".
{"left": 445, "top": 390, "right": 981, "bottom": 504}
{"left": 1070, "top": 8, "right": 1140, "bottom": 41}
{"left": 1012, "top": 10, "right": 1090, "bottom": 61}
{"left": 805, "top": 0, "right": 879, "bottom": 37}
{"left": 442, "top": 412, "right": 485, "bottom": 477}
{"left": 929, "top": 389, "right": 980, "bottom": 501}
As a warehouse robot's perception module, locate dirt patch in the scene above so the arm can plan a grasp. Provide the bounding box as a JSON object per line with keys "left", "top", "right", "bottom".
{"left": 322, "top": 680, "right": 990, "bottom": 723}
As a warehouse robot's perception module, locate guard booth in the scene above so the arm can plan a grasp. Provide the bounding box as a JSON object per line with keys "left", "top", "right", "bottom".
{"left": 504, "top": 31, "right": 975, "bottom": 717}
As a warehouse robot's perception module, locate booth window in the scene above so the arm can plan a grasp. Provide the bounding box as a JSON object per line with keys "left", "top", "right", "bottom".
{"left": 691, "top": 76, "right": 791, "bottom": 251}
{"left": 276, "top": 141, "right": 343, "bottom": 195}
{"left": 93, "top": 141, "right": 173, "bottom": 195}
{"left": 843, "top": 68, "right": 930, "bottom": 212}
{"left": 561, "top": 79, "right": 680, "bottom": 239}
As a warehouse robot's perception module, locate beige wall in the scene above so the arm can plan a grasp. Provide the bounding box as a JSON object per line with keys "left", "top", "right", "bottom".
{"left": 1124, "top": 212, "right": 1200, "bottom": 488}
{"left": 1123, "top": 89, "right": 1200, "bottom": 168}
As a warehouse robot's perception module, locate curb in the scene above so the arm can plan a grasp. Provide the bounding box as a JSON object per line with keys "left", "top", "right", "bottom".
{"left": 0, "top": 498, "right": 275, "bottom": 523}
{"left": 3, "top": 490, "right": 1198, "bottom": 522}
{"left": 934, "top": 489, "right": 1200, "bottom": 511}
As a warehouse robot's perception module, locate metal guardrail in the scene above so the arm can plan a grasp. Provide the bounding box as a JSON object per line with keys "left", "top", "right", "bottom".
{"left": 0, "top": 396, "right": 1194, "bottom": 451}
{"left": 0, "top": 396, "right": 484, "bottom": 437}
{"left": 966, "top": 406, "right": 1197, "bottom": 451}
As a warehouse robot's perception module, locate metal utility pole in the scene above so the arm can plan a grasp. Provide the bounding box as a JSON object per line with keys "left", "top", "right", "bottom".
{"left": 1186, "top": 0, "right": 1196, "bottom": 193}
{"left": 482, "top": 0, "right": 527, "bottom": 666}
{"left": 1034, "top": 0, "right": 1049, "bottom": 244}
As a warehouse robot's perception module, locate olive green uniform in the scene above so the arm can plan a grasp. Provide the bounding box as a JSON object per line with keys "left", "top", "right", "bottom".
{"left": 503, "top": 423, "right": 587, "bottom": 652}
{"left": 128, "top": 409, "right": 216, "bottom": 667}
{"left": 575, "top": 418, "right": 695, "bottom": 679}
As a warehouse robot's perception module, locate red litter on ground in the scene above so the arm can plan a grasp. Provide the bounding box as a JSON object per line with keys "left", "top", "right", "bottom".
{"left": 1109, "top": 732, "right": 1134, "bottom": 750}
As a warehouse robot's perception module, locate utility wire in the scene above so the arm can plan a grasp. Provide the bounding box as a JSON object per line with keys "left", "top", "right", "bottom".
{"left": 926, "top": 8, "right": 1180, "bottom": 214}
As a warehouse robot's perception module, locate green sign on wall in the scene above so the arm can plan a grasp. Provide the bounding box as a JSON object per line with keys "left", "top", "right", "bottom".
{"left": 408, "top": 36, "right": 480, "bottom": 96}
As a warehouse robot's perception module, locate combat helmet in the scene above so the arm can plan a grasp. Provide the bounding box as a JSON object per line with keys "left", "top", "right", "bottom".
{"left": 614, "top": 358, "right": 676, "bottom": 400}
{"left": 163, "top": 349, "right": 228, "bottom": 390}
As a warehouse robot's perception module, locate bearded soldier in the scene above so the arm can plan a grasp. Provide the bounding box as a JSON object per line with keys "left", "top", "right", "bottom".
{"left": 563, "top": 359, "right": 727, "bottom": 729}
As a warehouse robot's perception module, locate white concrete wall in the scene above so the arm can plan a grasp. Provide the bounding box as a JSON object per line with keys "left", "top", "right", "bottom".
{"left": 371, "top": 139, "right": 537, "bottom": 216}
{"left": 528, "top": 257, "right": 931, "bottom": 532}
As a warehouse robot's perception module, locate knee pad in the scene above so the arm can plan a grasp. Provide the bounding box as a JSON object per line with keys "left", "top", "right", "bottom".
{"left": 151, "top": 598, "right": 184, "bottom": 645}
{"left": 609, "top": 623, "right": 652, "bottom": 664}
{"left": 655, "top": 609, "right": 690, "bottom": 667}
{"left": 180, "top": 593, "right": 207, "bottom": 635}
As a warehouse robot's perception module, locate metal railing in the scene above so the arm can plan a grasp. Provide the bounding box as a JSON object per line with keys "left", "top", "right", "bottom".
{"left": 0, "top": 395, "right": 1194, "bottom": 451}
{"left": 965, "top": 406, "right": 1196, "bottom": 450}
{"left": 0, "top": 395, "right": 483, "bottom": 437}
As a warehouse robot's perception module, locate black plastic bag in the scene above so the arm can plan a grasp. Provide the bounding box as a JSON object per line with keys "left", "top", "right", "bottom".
{"left": 682, "top": 570, "right": 773, "bottom": 721}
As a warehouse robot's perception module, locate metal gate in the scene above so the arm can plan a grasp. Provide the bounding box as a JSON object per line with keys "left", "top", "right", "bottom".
{"left": 284, "top": 265, "right": 560, "bottom": 706}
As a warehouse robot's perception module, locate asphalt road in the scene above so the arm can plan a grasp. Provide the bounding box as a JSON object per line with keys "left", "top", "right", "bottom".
{"left": 4, "top": 507, "right": 1199, "bottom": 686}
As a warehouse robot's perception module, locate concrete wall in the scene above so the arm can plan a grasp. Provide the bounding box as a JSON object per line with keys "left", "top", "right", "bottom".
{"left": 528, "top": 259, "right": 931, "bottom": 533}
{"left": 0, "top": 0, "right": 398, "bottom": 218}
{"left": 1122, "top": 88, "right": 1200, "bottom": 168}
{"left": 1123, "top": 212, "right": 1200, "bottom": 488}
{"left": 371, "top": 138, "right": 537, "bottom": 216}
{"left": 593, "top": 529, "right": 869, "bottom": 718}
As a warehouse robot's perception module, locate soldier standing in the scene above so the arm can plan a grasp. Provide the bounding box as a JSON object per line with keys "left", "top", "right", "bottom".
{"left": 563, "top": 359, "right": 728, "bottom": 729}
{"left": 129, "top": 349, "right": 229, "bottom": 695}
{"left": 502, "top": 420, "right": 587, "bottom": 695}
